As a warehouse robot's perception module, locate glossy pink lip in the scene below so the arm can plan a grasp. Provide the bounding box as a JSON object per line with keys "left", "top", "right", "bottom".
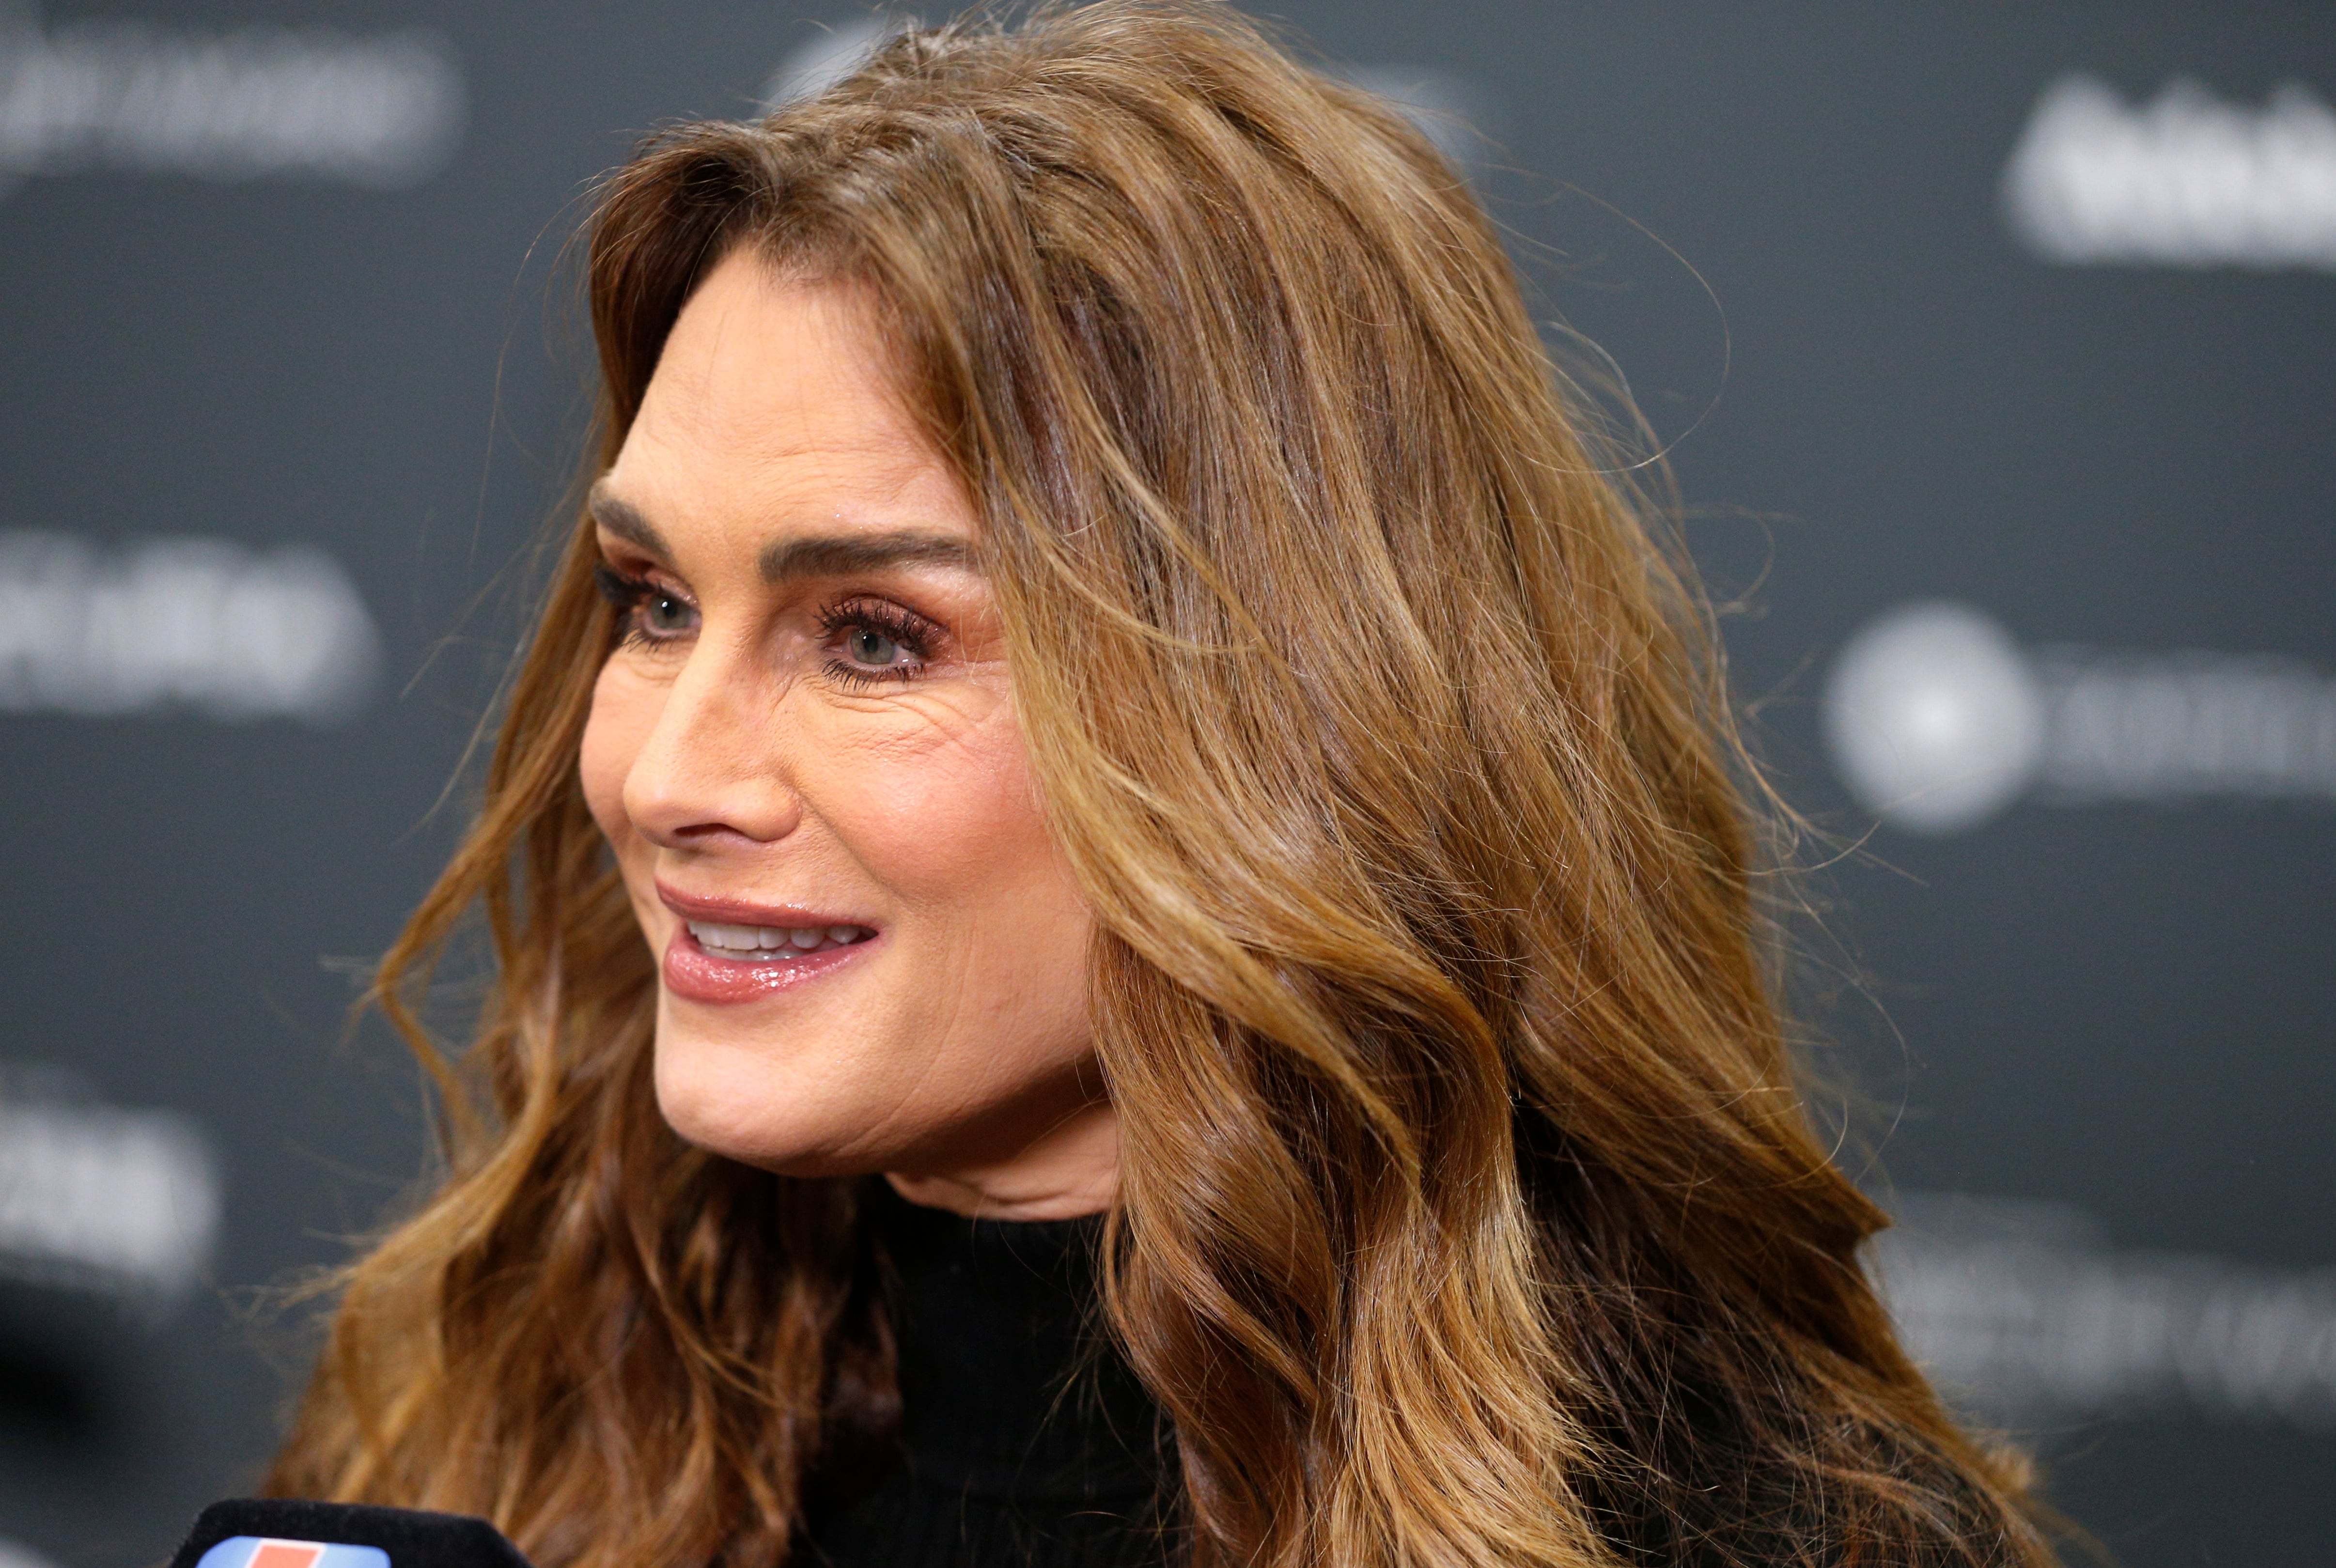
{"left": 655, "top": 882, "right": 880, "bottom": 1005}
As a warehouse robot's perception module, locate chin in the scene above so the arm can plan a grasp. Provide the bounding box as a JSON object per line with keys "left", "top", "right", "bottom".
{"left": 651, "top": 1022, "right": 864, "bottom": 1175}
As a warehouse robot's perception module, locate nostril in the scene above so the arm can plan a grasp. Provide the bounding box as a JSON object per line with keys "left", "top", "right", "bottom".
{"left": 647, "top": 815, "right": 793, "bottom": 852}
{"left": 622, "top": 771, "right": 803, "bottom": 849}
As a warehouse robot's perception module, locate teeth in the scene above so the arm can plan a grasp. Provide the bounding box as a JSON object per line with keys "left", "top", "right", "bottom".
{"left": 686, "top": 919, "right": 870, "bottom": 959}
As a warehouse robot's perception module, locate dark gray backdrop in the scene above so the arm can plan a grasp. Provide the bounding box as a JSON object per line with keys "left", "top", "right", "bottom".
{"left": 1, "top": 3, "right": 2329, "bottom": 1565}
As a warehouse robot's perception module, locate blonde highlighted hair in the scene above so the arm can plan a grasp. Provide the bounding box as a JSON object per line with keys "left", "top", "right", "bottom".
{"left": 269, "top": 5, "right": 2051, "bottom": 1566}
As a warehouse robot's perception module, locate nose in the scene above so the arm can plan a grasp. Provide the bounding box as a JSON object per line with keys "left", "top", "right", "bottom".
{"left": 621, "top": 638, "right": 802, "bottom": 850}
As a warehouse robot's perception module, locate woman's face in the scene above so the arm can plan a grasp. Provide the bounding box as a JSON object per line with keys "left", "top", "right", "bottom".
{"left": 578, "top": 250, "right": 1112, "bottom": 1218}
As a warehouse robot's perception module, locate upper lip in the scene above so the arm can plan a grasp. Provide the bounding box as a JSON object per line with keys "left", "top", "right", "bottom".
{"left": 655, "top": 882, "right": 872, "bottom": 930}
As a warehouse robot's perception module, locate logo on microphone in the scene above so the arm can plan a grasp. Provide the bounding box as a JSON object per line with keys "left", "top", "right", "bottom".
{"left": 194, "top": 1541, "right": 390, "bottom": 1568}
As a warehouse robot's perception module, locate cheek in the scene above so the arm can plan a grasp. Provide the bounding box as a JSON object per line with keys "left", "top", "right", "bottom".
{"left": 812, "top": 700, "right": 1089, "bottom": 988}
{"left": 580, "top": 660, "right": 656, "bottom": 851}
{"left": 827, "top": 708, "right": 1063, "bottom": 908}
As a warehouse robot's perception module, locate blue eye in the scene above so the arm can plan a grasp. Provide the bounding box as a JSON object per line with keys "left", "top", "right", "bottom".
{"left": 592, "top": 563, "right": 697, "bottom": 647}
{"left": 644, "top": 592, "right": 692, "bottom": 635}
{"left": 819, "top": 600, "right": 936, "bottom": 688}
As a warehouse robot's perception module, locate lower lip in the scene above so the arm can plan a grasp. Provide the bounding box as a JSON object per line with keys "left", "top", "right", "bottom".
{"left": 662, "top": 925, "right": 877, "bottom": 1004}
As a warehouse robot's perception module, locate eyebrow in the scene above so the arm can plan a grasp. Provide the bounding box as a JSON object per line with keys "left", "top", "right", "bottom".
{"left": 759, "top": 530, "right": 976, "bottom": 583}
{"left": 587, "top": 482, "right": 670, "bottom": 559}
{"left": 588, "top": 480, "right": 977, "bottom": 584}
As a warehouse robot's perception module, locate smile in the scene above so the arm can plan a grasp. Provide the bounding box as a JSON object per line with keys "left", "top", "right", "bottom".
{"left": 653, "top": 882, "right": 883, "bottom": 1003}
{"left": 684, "top": 920, "right": 874, "bottom": 959}
{"left": 662, "top": 919, "right": 879, "bottom": 1004}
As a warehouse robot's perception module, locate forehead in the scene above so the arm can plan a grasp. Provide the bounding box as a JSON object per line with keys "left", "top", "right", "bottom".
{"left": 610, "top": 251, "right": 965, "bottom": 531}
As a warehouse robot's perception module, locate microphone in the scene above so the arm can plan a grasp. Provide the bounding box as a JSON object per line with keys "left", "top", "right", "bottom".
{"left": 170, "top": 1500, "right": 534, "bottom": 1568}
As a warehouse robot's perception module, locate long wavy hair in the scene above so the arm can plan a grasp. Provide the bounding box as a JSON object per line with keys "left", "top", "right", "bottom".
{"left": 267, "top": 5, "right": 2051, "bottom": 1566}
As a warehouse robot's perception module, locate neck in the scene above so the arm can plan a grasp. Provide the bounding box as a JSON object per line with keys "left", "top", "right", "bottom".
{"left": 885, "top": 1097, "right": 1121, "bottom": 1220}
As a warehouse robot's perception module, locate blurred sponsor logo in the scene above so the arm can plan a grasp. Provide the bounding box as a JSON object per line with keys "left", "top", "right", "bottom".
{"left": 761, "top": 16, "right": 892, "bottom": 112}
{"left": 2004, "top": 74, "right": 2336, "bottom": 270}
{"left": 1877, "top": 1193, "right": 2336, "bottom": 1429}
{"left": 0, "top": 1071, "right": 220, "bottom": 1308}
{"left": 1824, "top": 604, "right": 2042, "bottom": 834}
{"left": 1335, "top": 65, "right": 1495, "bottom": 172}
{"left": 0, "top": 531, "right": 380, "bottom": 723}
{"left": 0, "top": 9, "right": 463, "bottom": 192}
{"left": 757, "top": 26, "right": 1495, "bottom": 177}
{"left": 1824, "top": 601, "right": 2336, "bottom": 832}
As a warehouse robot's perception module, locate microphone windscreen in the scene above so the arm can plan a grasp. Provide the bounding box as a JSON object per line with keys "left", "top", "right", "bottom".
{"left": 170, "top": 1500, "right": 534, "bottom": 1568}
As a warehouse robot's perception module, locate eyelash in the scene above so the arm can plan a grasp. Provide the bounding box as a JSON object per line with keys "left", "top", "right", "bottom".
{"left": 593, "top": 564, "right": 693, "bottom": 651}
{"left": 592, "top": 563, "right": 939, "bottom": 687}
{"left": 816, "top": 597, "right": 938, "bottom": 688}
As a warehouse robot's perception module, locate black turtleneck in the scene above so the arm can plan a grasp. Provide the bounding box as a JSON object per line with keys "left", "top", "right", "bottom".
{"left": 802, "top": 1180, "right": 1174, "bottom": 1568}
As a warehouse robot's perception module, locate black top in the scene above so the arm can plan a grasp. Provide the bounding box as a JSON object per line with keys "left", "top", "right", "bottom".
{"left": 802, "top": 1182, "right": 1174, "bottom": 1568}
